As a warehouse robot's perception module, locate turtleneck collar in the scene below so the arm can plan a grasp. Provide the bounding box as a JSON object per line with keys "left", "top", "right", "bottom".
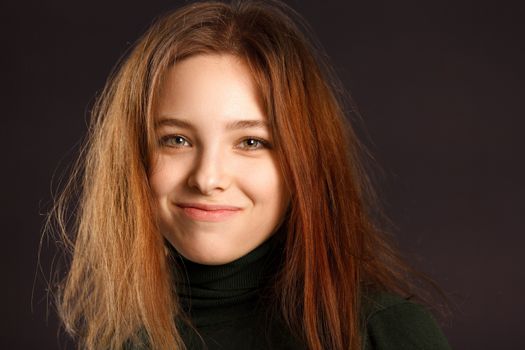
{"left": 168, "top": 229, "right": 285, "bottom": 326}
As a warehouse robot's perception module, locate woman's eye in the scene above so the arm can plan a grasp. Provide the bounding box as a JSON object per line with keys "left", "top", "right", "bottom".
{"left": 159, "top": 135, "right": 191, "bottom": 148}
{"left": 237, "top": 138, "right": 271, "bottom": 150}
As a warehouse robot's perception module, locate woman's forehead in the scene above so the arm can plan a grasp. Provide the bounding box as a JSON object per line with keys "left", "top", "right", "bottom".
{"left": 154, "top": 54, "right": 268, "bottom": 126}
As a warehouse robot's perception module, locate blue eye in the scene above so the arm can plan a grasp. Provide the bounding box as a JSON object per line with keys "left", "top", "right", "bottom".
{"left": 159, "top": 135, "right": 191, "bottom": 148}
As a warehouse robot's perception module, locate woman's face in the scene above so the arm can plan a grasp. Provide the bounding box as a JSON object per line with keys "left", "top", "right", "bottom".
{"left": 149, "top": 54, "right": 290, "bottom": 265}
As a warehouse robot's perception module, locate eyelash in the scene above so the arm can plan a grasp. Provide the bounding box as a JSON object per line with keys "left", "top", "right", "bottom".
{"left": 157, "top": 135, "right": 272, "bottom": 151}
{"left": 158, "top": 135, "right": 191, "bottom": 148}
{"left": 238, "top": 137, "right": 272, "bottom": 150}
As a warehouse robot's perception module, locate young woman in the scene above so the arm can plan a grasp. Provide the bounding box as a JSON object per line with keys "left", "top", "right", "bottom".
{"left": 50, "top": 1, "right": 451, "bottom": 349}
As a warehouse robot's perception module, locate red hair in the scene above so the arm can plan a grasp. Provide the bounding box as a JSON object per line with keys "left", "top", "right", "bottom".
{"left": 51, "top": 1, "right": 444, "bottom": 349}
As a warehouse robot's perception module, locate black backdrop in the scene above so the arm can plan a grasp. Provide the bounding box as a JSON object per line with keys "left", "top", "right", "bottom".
{"left": 2, "top": 0, "right": 524, "bottom": 349}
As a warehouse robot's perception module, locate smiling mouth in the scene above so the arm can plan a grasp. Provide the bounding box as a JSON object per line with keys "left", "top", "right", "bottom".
{"left": 176, "top": 203, "right": 242, "bottom": 222}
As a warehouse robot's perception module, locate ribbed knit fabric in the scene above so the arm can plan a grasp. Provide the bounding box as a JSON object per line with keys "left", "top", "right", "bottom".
{"left": 361, "top": 293, "right": 451, "bottom": 350}
{"left": 172, "top": 232, "right": 283, "bottom": 327}
{"left": 168, "top": 231, "right": 305, "bottom": 349}
{"left": 163, "top": 232, "right": 451, "bottom": 350}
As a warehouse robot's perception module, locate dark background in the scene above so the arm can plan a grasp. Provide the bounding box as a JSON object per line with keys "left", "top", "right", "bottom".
{"left": 2, "top": 0, "right": 524, "bottom": 349}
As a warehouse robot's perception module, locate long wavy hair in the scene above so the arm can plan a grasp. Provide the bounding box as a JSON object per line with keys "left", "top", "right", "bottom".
{"left": 48, "top": 1, "right": 443, "bottom": 349}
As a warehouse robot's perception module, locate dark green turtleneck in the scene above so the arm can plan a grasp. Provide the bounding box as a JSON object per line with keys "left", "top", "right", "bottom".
{"left": 165, "top": 233, "right": 451, "bottom": 350}
{"left": 171, "top": 233, "right": 304, "bottom": 349}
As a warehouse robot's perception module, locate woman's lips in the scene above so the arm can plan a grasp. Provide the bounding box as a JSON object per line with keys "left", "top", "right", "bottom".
{"left": 176, "top": 203, "right": 242, "bottom": 222}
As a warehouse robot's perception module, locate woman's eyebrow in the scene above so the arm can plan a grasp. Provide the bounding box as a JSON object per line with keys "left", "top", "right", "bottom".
{"left": 155, "top": 117, "right": 193, "bottom": 129}
{"left": 155, "top": 117, "right": 269, "bottom": 130}
{"left": 225, "top": 119, "right": 268, "bottom": 130}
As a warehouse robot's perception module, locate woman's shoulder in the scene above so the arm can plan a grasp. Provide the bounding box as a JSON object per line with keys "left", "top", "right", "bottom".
{"left": 361, "top": 292, "right": 451, "bottom": 350}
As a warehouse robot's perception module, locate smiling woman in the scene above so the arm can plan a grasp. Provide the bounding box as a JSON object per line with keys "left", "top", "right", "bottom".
{"left": 47, "top": 1, "right": 451, "bottom": 349}
{"left": 150, "top": 54, "right": 290, "bottom": 265}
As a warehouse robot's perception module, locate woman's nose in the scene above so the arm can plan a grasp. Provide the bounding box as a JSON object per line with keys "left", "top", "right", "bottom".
{"left": 186, "top": 148, "right": 231, "bottom": 195}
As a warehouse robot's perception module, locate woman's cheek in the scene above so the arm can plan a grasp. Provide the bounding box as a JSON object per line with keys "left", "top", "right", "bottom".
{"left": 149, "top": 155, "right": 182, "bottom": 198}
{"left": 238, "top": 157, "right": 286, "bottom": 201}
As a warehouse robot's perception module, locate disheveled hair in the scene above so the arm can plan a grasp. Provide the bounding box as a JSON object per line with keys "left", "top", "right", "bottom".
{"left": 48, "top": 1, "right": 444, "bottom": 349}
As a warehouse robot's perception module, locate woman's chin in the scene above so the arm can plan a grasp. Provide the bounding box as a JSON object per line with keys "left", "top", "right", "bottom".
{"left": 178, "top": 248, "right": 240, "bottom": 265}
{"left": 166, "top": 237, "right": 242, "bottom": 265}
